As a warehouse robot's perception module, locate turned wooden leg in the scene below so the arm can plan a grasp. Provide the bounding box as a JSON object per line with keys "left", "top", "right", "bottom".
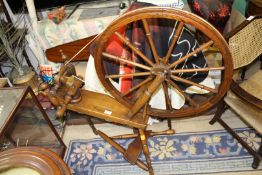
{"left": 96, "top": 130, "right": 148, "bottom": 171}
{"left": 139, "top": 129, "right": 154, "bottom": 175}
{"left": 252, "top": 141, "right": 262, "bottom": 169}
{"left": 209, "top": 99, "right": 226, "bottom": 125}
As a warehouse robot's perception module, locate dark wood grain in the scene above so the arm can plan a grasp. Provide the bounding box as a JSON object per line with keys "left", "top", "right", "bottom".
{"left": 45, "top": 35, "right": 97, "bottom": 62}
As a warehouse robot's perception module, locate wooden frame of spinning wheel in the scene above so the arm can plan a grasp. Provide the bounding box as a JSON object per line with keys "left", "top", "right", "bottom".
{"left": 94, "top": 7, "right": 233, "bottom": 118}
{"left": 43, "top": 7, "right": 233, "bottom": 175}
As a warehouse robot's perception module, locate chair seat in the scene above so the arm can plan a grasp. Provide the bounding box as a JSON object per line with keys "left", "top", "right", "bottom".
{"left": 240, "top": 70, "right": 262, "bottom": 100}
{"left": 225, "top": 70, "right": 262, "bottom": 134}
{"left": 225, "top": 91, "right": 262, "bottom": 134}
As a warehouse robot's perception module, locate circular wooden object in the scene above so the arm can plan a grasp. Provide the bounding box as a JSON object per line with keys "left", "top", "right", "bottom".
{"left": 13, "top": 70, "right": 35, "bottom": 85}
{"left": 94, "top": 7, "right": 233, "bottom": 118}
{"left": 0, "top": 147, "right": 71, "bottom": 175}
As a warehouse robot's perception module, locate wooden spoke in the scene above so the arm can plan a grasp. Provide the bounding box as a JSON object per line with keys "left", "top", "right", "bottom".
{"left": 162, "top": 81, "right": 172, "bottom": 110}
{"left": 171, "top": 66, "right": 225, "bottom": 74}
{"left": 167, "top": 79, "right": 197, "bottom": 107}
{"left": 127, "top": 75, "right": 165, "bottom": 119}
{"left": 94, "top": 7, "right": 233, "bottom": 118}
{"left": 122, "top": 76, "right": 153, "bottom": 97}
{"left": 102, "top": 52, "right": 151, "bottom": 71}
{"left": 106, "top": 72, "right": 151, "bottom": 79}
{"left": 163, "top": 21, "right": 184, "bottom": 64}
{"left": 114, "top": 32, "right": 154, "bottom": 66}
{"left": 171, "top": 75, "right": 217, "bottom": 93}
{"left": 168, "top": 40, "right": 214, "bottom": 69}
{"left": 141, "top": 19, "right": 159, "bottom": 64}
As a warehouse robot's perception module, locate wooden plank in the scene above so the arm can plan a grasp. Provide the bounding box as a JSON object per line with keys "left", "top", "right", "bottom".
{"left": 67, "top": 89, "right": 147, "bottom": 129}
{"left": 45, "top": 35, "right": 97, "bottom": 63}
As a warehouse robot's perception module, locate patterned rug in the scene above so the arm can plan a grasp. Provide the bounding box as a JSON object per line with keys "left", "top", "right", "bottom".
{"left": 64, "top": 128, "right": 262, "bottom": 175}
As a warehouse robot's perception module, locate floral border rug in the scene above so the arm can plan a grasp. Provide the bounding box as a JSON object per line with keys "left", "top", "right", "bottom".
{"left": 64, "top": 128, "right": 262, "bottom": 175}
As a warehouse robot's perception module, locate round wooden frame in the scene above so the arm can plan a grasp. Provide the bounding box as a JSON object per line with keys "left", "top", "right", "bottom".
{"left": 94, "top": 7, "right": 233, "bottom": 118}
{"left": 0, "top": 147, "right": 71, "bottom": 175}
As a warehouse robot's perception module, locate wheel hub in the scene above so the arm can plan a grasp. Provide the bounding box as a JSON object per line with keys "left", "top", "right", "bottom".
{"left": 151, "top": 64, "right": 170, "bottom": 78}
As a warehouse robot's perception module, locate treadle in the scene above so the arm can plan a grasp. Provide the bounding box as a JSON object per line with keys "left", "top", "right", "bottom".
{"left": 67, "top": 89, "right": 147, "bottom": 129}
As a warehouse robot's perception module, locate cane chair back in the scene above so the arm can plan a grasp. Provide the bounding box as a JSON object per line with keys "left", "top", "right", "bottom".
{"left": 228, "top": 18, "right": 262, "bottom": 69}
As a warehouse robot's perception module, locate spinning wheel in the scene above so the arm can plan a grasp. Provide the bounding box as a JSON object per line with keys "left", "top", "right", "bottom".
{"left": 43, "top": 6, "right": 234, "bottom": 175}
{"left": 94, "top": 7, "right": 233, "bottom": 118}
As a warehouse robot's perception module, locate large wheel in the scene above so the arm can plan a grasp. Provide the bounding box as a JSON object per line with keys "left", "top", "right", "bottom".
{"left": 94, "top": 7, "right": 233, "bottom": 118}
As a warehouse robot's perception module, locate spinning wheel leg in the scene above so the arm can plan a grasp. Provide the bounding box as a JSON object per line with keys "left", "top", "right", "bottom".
{"left": 86, "top": 117, "right": 98, "bottom": 135}
{"left": 111, "top": 129, "right": 175, "bottom": 139}
{"left": 96, "top": 130, "right": 149, "bottom": 171}
{"left": 97, "top": 128, "right": 156, "bottom": 174}
{"left": 139, "top": 129, "right": 154, "bottom": 175}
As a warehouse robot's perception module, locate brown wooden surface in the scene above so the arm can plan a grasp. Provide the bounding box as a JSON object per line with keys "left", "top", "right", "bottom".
{"left": 67, "top": 89, "right": 147, "bottom": 129}
{"left": 45, "top": 35, "right": 97, "bottom": 62}
{"left": 94, "top": 7, "right": 233, "bottom": 118}
{"left": 0, "top": 146, "right": 71, "bottom": 175}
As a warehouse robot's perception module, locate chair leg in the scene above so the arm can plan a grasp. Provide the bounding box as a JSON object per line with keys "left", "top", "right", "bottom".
{"left": 260, "top": 54, "right": 262, "bottom": 70}
{"left": 139, "top": 129, "right": 154, "bottom": 175}
{"left": 210, "top": 103, "right": 260, "bottom": 169}
{"left": 167, "top": 119, "right": 172, "bottom": 130}
{"left": 240, "top": 67, "right": 247, "bottom": 81}
{"left": 209, "top": 100, "right": 226, "bottom": 125}
{"left": 252, "top": 141, "right": 262, "bottom": 169}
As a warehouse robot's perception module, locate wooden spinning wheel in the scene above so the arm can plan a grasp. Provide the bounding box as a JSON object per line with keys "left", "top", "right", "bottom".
{"left": 94, "top": 7, "right": 233, "bottom": 118}
{"left": 43, "top": 6, "right": 234, "bottom": 175}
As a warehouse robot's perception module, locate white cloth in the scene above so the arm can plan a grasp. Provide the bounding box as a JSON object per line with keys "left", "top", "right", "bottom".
{"left": 84, "top": 55, "right": 119, "bottom": 96}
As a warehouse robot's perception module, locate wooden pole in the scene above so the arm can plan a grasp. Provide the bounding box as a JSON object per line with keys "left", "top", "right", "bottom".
{"left": 127, "top": 75, "right": 165, "bottom": 119}
{"left": 102, "top": 52, "right": 151, "bottom": 71}
{"left": 115, "top": 32, "right": 154, "bottom": 66}
{"left": 171, "top": 75, "right": 217, "bottom": 93}
{"left": 142, "top": 19, "right": 159, "bottom": 64}
{"left": 171, "top": 66, "right": 224, "bottom": 73}
{"left": 163, "top": 21, "right": 184, "bottom": 64}
{"left": 106, "top": 72, "right": 151, "bottom": 79}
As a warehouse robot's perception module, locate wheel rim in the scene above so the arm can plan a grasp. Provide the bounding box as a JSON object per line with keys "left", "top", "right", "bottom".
{"left": 94, "top": 7, "right": 233, "bottom": 118}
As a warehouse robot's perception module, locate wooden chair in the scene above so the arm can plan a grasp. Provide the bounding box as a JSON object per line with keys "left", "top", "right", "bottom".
{"left": 210, "top": 16, "right": 262, "bottom": 169}
{"left": 41, "top": 6, "right": 233, "bottom": 174}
